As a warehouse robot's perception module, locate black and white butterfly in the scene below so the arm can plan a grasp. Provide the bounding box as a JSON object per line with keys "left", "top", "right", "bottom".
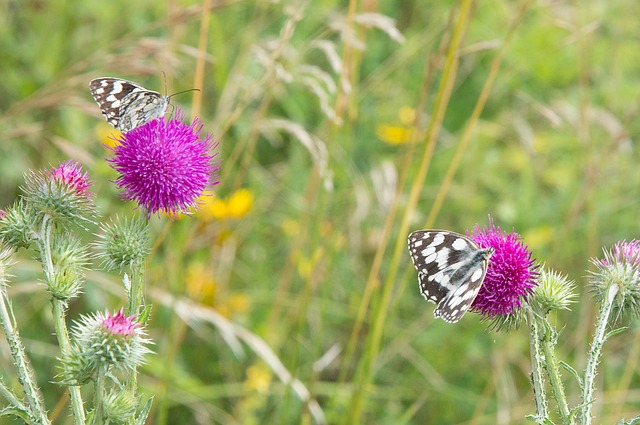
{"left": 89, "top": 77, "right": 169, "bottom": 133}
{"left": 407, "top": 230, "right": 494, "bottom": 323}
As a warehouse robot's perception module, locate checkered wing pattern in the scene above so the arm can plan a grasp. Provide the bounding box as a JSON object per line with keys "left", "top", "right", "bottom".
{"left": 89, "top": 78, "right": 169, "bottom": 133}
{"left": 407, "top": 230, "right": 493, "bottom": 323}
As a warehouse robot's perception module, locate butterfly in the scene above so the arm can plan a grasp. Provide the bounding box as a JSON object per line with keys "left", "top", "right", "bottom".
{"left": 407, "top": 230, "right": 494, "bottom": 323}
{"left": 89, "top": 77, "right": 169, "bottom": 133}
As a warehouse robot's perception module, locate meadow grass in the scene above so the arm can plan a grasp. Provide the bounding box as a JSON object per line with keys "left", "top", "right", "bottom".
{"left": 1, "top": 0, "right": 640, "bottom": 423}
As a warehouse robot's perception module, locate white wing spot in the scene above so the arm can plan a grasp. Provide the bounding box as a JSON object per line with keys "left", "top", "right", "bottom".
{"left": 413, "top": 240, "right": 423, "bottom": 248}
{"left": 420, "top": 246, "right": 436, "bottom": 259}
{"left": 424, "top": 251, "right": 437, "bottom": 265}
{"left": 470, "top": 268, "right": 483, "bottom": 282}
{"left": 430, "top": 233, "right": 445, "bottom": 247}
{"left": 431, "top": 271, "right": 444, "bottom": 283}
{"left": 451, "top": 238, "right": 469, "bottom": 250}
{"left": 435, "top": 248, "right": 450, "bottom": 269}
{"left": 111, "top": 82, "right": 123, "bottom": 94}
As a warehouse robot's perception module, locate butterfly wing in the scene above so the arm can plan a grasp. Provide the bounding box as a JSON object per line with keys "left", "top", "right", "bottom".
{"left": 89, "top": 78, "right": 168, "bottom": 132}
{"left": 408, "top": 230, "right": 492, "bottom": 323}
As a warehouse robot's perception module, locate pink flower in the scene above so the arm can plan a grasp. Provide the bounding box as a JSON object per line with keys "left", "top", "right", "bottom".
{"left": 108, "top": 111, "right": 219, "bottom": 217}
{"left": 469, "top": 221, "right": 539, "bottom": 318}
{"left": 47, "top": 160, "right": 93, "bottom": 198}
{"left": 101, "top": 309, "right": 140, "bottom": 338}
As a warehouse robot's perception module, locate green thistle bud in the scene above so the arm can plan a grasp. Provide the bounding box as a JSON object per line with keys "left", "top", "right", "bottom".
{"left": 45, "top": 235, "right": 88, "bottom": 300}
{"left": 95, "top": 216, "right": 150, "bottom": 271}
{"left": 0, "top": 201, "right": 36, "bottom": 250}
{"left": 102, "top": 390, "right": 137, "bottom": 424}
{"left": 22, "top": 161, "right": 96, "bottom": 226}
{"left": 530, "top": 267, "right": 576, "bottom": 316}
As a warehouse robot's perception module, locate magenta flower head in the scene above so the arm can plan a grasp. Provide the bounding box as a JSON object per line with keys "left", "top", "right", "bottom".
{"left": 108, "top": 111, "right": 219, "bottom": 218}
{"left": 47, "top": 160, "right": 93, "bottom": 198}
{"left": 63, "top": 309, "right": 152, "bottom": 383}
{"left": 590, "top": 240, "right": 640, "bottom": 319}
{"left": 22, "top": 160, "right": 95, "bottom": 225}
{"left": 102, "top": 308, "right": 141, "bottom": 337}
{"left": 468, "top": 221, "right": 539, "bottom": 319}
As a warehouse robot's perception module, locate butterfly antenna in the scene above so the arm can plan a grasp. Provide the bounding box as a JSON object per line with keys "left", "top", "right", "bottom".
{"left": 168, "top": 88, "right": 201, "bottom": 99}
{"left": 162, "top": 71, "right": 168, "bottom": 96}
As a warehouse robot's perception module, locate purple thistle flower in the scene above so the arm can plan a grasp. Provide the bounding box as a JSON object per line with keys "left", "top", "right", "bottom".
{"left": 590, "top": 240, "right": 640, "bottom": 319}
{"left": 47, "top": 160, "right": 92, "bottom": 198}
{"left": 607, "top": 240, "right": 640, "bottom": 268}
{"left": 468, "top": 221, "right": 539, "bottom": 318}
{"left": 101, "top": 309, "right": 140, "bottom": 338}
{"left": 108, "top": 112, "right": 219, "bottom": 218}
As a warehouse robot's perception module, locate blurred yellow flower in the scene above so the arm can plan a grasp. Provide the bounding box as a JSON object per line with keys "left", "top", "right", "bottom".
{"left": 399, "top": 106, "right": 416, "bottom": 125}
{"left": 245, "top": 364, "right": 272, "bottom": 394}
{"left": 185, "top": 263, "right": 250, "bottom": 317}
{"left": 197, "top": 188, "right": 253, "bottom": 221}
{"left": 376, "top": 125, "right": 413, "bottom": 145}
{"left": 228, "top": 293, "right": 250, "bottom": 315}
{"left": 376, "top": 106, "right": 417, "bottom": 145}
{"left": 185, "top": 263, "right": 217, "bottom": 306}
{"left": 95, "top": 122, "right": 122, "bottom": 149}
{"left": 226, "top": 188, "right": 253, "bottom": 218}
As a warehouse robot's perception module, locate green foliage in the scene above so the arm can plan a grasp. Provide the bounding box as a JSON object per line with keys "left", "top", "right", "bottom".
{"left": 1, "top": 0, "right": 640, "bottom": 424}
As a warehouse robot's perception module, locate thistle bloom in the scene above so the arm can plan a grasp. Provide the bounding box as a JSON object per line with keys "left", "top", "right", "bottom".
{"left": 468, "top": 222, "right": 538, "bottom": 318}
{"left": 46, "top": 160, "right": 92, "bottom": 198}
{"left": 65, "top": 309, "right": 151, "bottom": 382}
{"left": 102, "top": 308, "right": 141, "bottom": 337}
{"left": 22, "top": 161, "right": 95, "bottom": 224}
{"left": 108, "top": 112, "right": 219, "bottom": 218}
{"left": 590, "top": 240, "right": 640, "bottom": 318}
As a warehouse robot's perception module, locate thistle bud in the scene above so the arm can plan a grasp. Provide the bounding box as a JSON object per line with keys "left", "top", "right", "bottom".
{"left": 63, "top": 310, "right": 151, "bottom": 382}
{"left": 94, "top": 216, "right": 150, "bottom": 270}
{"left": 0, "top": 201, "right": 35, "bottom": 250}
{"left": 590, "top": 240, "right": 640, "bottom": 320}
{"left": 22, "top": 161, "right": 96, "bottom": 226}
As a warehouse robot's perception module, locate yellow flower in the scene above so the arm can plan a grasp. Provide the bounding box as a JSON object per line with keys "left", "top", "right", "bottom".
{"left": 95, "top": 122, "right": 122, "bottom": 149}
{"left": 245, "top": 364, "right": 272, "bottom": 394}
{"left": 199, "top": 193, "right": 228, "bottom": 221}
{"left": 376, "top": 107, "right": 417, "bottom": 145}
{"left": 376, "top": 124, "right": 413, "bottom": 145}
{"left": 228, "top": 294, "right": 250, "bottom": 315}
{"left": 226, "top": 188, "right": 253, "bottom": 218}
{"left": 399, "top": 106, "right": 416, "bottom": 125}
{"left": 185, "top": 263, "right": 217, "bottom": 305}
{"left": 197, "top": 188, "right": 254, "bottom": 221}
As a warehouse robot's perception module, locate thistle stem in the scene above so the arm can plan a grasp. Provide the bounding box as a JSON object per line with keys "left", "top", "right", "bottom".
{"left": 527, "top": 309, "right": 550, "bottom": 423}
{"left": 0, "top": 285, "right": 50, "bottom": 425}
{"left": 580, "top": 284, "right": 618, "bottom": 424}
{"left": 539, "top": 321, "right": 571, "bottom": 424}
{"left": 39, "top": 217, "right": 86, "bottom": 424}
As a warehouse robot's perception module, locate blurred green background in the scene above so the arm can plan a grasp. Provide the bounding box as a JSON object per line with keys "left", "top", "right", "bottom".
{"left": 2, "top": 0, "right": 640, "bottom": 423}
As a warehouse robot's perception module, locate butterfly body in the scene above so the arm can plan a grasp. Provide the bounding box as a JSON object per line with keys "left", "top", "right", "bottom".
{"left": 408, "top": 230, "right": 493, "bottom": 323}
{"left": 89, "top": 78, "right": 169, "bottom": 133}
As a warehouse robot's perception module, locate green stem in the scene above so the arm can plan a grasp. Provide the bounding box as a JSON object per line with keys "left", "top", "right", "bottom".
{"left": 50, "top": 299, "right": 85, "bottom": 424}
{"left": 527, "top": 309, "right": 550, "bottom": 424}
{"left": 90, "top": 369, "right": 105, "bottom": 425}
{"left": 0, "top": 285, "right": 51, "bottom": 425}
{"left": 580, "top": 284, "right": 617, "bottom": 424}
{"left": 39, "top": 217, "right": 86, "bottom": 424}
{"left": 539, "top": 321, "right": 571, "bottom": 424}
{"left": 126, "top": 261, "right": 145, "bottom": 317}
